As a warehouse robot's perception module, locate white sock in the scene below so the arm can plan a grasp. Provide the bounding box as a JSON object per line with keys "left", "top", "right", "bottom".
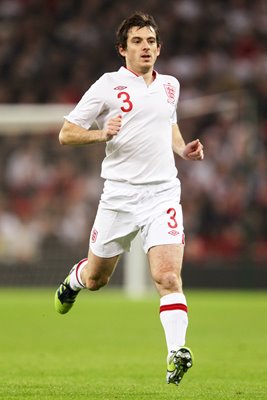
{"left": 160, "top": 292, "right": 188, "bottom": 354}
{"left": 69, "top": 258, "right": 87, "bottom": 290}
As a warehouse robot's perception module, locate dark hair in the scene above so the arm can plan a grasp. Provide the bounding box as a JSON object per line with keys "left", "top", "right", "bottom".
{"left": 116, "top": 11, "right": 161, "bottom": 51}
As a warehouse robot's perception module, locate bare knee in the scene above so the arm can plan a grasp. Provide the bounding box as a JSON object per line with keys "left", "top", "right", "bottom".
{"left": 82, "top": 252, "right": 119, "bottom": 291}
{"left": 84, "top": 275, "right": 110, "bottom": 291}
{"left": 153, "top": 269, "right": 183, "bottom": 294}
{"left": 81, "top": 253, "right": 119, "bottom": 291}
{"left": 81, "top": 264, "right": 110, "bottom": 290}
{"left": 148, "top": 244, "right": 184, "bottom": 296}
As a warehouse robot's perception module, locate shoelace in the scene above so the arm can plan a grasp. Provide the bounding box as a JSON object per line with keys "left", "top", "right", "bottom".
{"left": 58, "top": 282, "right": 77, "bottom": 303}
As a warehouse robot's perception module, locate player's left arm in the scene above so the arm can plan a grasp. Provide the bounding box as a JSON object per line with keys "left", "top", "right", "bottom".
{"left": 172, "top": 124, "right": 204, "bottom": 161}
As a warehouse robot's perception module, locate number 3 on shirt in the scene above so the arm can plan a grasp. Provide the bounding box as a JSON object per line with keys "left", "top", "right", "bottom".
{"left": 117, "top": 92, "right": 133, "bottom": 112}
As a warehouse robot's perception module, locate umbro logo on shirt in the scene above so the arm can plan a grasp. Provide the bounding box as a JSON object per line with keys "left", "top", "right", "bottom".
{"left": 114, "top": 86, "right": 127, "bottom": 90}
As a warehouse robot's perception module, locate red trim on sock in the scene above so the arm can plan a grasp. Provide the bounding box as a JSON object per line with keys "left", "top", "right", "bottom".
{"left": 159, "top": 303, "right": 188, "bottom": 313}
{"left": 76, "top": 258, "right": 87, "bottom": 287}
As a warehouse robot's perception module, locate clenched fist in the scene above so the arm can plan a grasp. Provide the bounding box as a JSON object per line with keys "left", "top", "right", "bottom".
{"left": 101, "top": 114, "right": 122, "bottom": 142}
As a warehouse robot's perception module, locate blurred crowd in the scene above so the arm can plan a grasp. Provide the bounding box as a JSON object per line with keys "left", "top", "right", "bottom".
{"left": 0, "top": 0, "right": 267, "bottom": 267}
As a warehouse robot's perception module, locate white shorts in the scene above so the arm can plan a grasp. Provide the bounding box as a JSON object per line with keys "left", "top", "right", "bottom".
{"left": 89, "top": 179, "right": 184, "bottom": 257}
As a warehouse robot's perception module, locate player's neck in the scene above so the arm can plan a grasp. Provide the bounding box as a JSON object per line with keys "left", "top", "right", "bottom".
{"left": 142, "top": 70, "right": 156, "bottom": 86}
{"left": 125, "top": 65, "right": 156, "bottom": 86}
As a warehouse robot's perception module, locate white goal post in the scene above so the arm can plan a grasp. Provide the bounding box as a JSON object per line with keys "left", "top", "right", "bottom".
{"left": 0, "top": 90, "right": 252, "bottom": 296}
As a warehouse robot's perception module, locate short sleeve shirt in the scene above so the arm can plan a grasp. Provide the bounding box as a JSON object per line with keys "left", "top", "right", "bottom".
{"left": 65, "top": 67, "right": 180, "bottom": 184}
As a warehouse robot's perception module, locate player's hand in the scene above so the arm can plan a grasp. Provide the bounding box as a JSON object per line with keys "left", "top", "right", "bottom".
{"left": 182, "top": 139, "right": 204, "bottom": 160}
{"left": 101, "top": 114, "right": 122, "bottom": 142}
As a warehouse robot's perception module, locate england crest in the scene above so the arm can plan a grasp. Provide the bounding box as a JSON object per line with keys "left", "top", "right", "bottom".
{"left": 164, "top": 83, "right": 176, "bottom": 104}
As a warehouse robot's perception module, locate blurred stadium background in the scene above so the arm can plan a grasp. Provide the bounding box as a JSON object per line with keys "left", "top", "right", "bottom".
{"left": 0, "top": 0, "right": 267, "bottom": 291}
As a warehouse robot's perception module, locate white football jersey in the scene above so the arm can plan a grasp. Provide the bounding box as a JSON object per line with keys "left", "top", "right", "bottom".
{"left": 65, "top": 67, "right": 180, "bottom": 184}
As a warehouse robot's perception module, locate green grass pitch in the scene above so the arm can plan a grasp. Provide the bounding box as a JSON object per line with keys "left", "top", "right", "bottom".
{"left": 0, "top": 288, "right": 266, "bottom": 399}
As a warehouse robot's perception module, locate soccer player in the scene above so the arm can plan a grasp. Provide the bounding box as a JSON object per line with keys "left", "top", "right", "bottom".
{"left": 54, "top": 12, "right": 204, "bottom": 386}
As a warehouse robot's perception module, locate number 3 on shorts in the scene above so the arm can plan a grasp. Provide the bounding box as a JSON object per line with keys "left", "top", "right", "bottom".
{"left": 167, "top": 207, "right": 178, "bottom": 229}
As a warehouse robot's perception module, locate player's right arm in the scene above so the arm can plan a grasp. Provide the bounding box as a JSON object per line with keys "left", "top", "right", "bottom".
{"left": 59, "top": 115, "right": 122, "bottom": 146}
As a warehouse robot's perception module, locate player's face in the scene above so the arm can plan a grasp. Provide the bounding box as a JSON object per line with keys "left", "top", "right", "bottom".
{"left": 119, "top": 26, "right": 161, "bottom": 75}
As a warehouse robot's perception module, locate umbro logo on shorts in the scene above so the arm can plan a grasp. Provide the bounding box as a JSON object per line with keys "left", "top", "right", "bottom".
{"left": 168, "top": 230, "right": 178, "bottom": 236}
{"left": 114, "top": 85, "right": 127, "bottom": 90}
